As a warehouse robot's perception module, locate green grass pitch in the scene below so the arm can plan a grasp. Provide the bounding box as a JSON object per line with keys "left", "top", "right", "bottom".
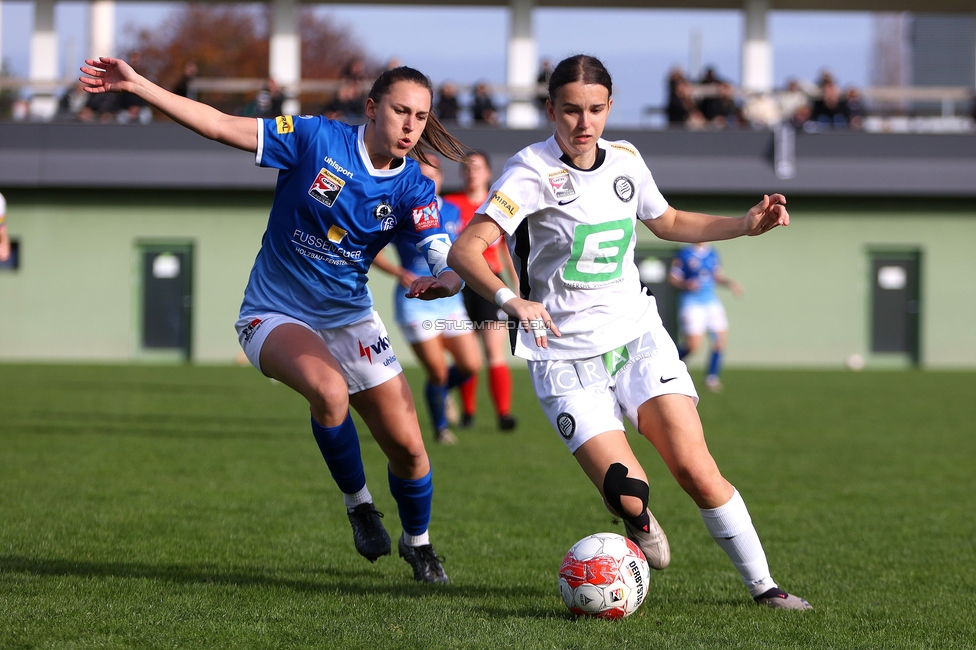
{"left": 1, "top": 364, "right": 974, "bottom": 649}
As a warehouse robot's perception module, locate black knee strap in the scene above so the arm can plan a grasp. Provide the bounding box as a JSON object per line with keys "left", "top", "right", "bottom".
{"left": 603, "top": 462, "right": 649, "bottom": 518}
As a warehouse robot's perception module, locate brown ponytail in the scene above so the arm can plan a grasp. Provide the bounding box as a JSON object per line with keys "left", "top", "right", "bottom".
{"left": 367, "top": 66, "right": 468, "bottom": 165}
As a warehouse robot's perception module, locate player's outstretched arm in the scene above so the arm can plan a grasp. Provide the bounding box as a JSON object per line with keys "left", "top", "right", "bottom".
{"left": 448, "top": 214, "right": 560, "bottom": 347}
{"left": 79, "top": 57, "right": 258, "bottom": 153}
{"left": 643, "top": 194, "right": 789, "bottom": 243}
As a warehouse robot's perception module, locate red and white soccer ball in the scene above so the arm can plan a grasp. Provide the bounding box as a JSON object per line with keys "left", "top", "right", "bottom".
{"left": 558, "top": 532, "right": 650, "bottom": 619}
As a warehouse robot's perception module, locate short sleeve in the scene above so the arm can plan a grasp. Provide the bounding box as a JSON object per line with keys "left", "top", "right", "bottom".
{"left": 477, "top": 160, "right": 541, "bottom": 236}
{"left": 635, "top": 157, "right": 669, "bottom": 221}
{"left": 256, "top": 115, "right": 319, "bottom": 170}
{"left": 0, "top": 192, "right": 6, "bottom": 219}
{"left": 395, "top": 174, "right": 444, "bottom": 250}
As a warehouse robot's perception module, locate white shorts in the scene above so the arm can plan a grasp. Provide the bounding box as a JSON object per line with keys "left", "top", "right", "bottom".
{"left": 528, "top": 322, "right": 698, "bottom": 453}
{"left": 235, "top": 311, "right": 403, "bottom": 394}
{"left": 399, "top": 307, "right": 473, "bottom": 345}
{"left": 679, "top": 301, "right": 728, "bottom": 336}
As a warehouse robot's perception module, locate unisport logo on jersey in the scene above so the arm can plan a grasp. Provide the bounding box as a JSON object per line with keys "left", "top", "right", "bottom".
{"left": 562, "top": 218, "right": 634, "bottom": 288}
{"left": 412, "top": 201, "right": 440, "bottom": 231}
{"left": 548, "top": 169, "right": 576, "bottom": 199}
{"left": 308, "top": 168, "right": 346, "bottom": 207}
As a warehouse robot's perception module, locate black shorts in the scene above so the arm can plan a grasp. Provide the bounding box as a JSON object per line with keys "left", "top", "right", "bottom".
{"left": 463, "top": 284, "right": 508, "bottom": 328}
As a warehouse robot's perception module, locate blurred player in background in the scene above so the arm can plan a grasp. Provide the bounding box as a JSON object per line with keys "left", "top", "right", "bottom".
{"left": 669, "top": 243, "right": 743, "bottom": 392}
{"left": 444, "top": 152, "right": 519, "bottom": 431}
{"left": 80, "top": 57, "right": 467, "bottom": 584}
{"left": 449, "top": 54, "right": 811, "bottom": 609}
{"left": 372, "top": 154, "right": 481, "bottom": 445}
{"left": 0, "top": 192, "right": 10, "bottom": 263}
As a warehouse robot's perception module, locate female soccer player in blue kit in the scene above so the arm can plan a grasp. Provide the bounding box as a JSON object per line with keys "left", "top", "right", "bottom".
{"left": 80, "top": 57, "right": 466, "bottom": 583}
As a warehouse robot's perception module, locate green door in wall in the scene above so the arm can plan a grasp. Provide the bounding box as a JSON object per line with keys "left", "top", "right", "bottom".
{"left": 870, "top": 250, "right": 921, "bottom": 366}
{"left": 140, "top": 244, "right": 193, "bottom": 360}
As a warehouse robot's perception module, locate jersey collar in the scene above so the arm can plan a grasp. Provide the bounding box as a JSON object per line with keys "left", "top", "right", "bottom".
{"left": 357, "top": 124, "right": 408, "bottom": 178}
{"left": 547, "top": 135, "right": 608, "bottom": 172}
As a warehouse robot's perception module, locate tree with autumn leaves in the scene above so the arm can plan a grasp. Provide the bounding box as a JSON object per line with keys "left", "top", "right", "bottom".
{"left": 125, "top": 4, "right": 374, "bottom": 114}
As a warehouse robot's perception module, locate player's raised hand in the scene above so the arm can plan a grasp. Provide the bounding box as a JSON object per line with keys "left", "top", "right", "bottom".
{"left": 502, "top": 297, "right": 561, "bottom": 348}
{"left": 744, "top": 193, "right": 789, "bottom": 236}
{"left": 80, "top": 57, "right": 138, "bottom": 94}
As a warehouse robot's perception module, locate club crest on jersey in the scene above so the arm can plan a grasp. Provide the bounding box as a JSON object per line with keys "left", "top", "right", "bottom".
{"left": 547, "top": 169, "right": 576, "bottom": 199}
{"left": 309, "top": 168, "right": 346, "bottom": 207}
{"left": 412, "top": 201, "right": 440, "bottom": 231}
{"left": 380, "top": 216, "right": 397, "bottom": 231}
{"left": 613, "top": 176, "right": 635, "bottom": 203}
{"left": 373, "top": 202, "right": 394, "bottom": 220}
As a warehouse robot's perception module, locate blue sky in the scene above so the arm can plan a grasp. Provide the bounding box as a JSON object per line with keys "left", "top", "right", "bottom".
{"left": 1, "top": 2, "right": 874, "bottom": 125}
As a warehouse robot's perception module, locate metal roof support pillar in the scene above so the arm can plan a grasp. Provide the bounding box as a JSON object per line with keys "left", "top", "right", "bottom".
{"left": 742, "top": 0, "right": 773, "bottom": 93}
{"left": 506, "top": 0, "right": 538, "bottom": 128}
{"left": 0, "top": 3, "right": 4, "bottom": 77}
{"left": 89, "top": 1, "right": 115, "bottom": 60}
{"left": 30, "top": 0, "right": 59, "bottom": 120}
{"left": 270, "top": 0, "right": 301, "bottom": 114}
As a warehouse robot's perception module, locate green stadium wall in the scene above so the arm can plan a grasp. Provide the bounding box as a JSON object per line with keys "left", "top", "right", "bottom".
{"left": 1, "top": 190, "right": 974, "bottom": 369}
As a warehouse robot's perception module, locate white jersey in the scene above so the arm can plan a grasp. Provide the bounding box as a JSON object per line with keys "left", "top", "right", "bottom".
{"left": 479, "top": 136, "right": 670, "bottom": 360}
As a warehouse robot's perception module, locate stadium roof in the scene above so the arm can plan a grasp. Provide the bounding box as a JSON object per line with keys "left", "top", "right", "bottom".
{"left": 2, "top": 123, "right": 974, "bottom": 197}
{"left": 248, "top": 0, "right": 976, "bottom": 12}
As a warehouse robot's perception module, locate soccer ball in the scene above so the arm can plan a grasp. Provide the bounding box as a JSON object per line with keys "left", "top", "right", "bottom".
{"left": 558, "top": 532, "right": 650, "bottom": 619}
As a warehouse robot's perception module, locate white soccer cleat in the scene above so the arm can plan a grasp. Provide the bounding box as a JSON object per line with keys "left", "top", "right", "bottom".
{"left": 754, "top": 588, "right": 813, "bottom": 610}
{"left": 624, "top": 507, "right": 671, "bottom": 570}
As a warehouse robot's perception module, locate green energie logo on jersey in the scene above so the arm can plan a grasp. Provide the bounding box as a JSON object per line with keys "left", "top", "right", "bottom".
{"left": 563, "top": 218, "right": 634, "bottom": 287}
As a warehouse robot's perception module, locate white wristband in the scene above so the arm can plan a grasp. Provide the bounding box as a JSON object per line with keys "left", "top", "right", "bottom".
{"left": 494, "top": 287, "right": 517, "bottom": 307}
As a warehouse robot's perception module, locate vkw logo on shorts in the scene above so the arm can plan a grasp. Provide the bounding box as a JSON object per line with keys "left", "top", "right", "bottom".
{"left": 556, "top": 412, "right": 576, "bottom": 440}
{"left": 241, "top": 318, "right": 263, "bottom": 343}
{"left": 613, "top": 176, "right": 635, "bottom": 202}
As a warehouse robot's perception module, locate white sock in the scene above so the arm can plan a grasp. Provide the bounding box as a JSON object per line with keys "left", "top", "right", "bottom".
{"left": 700, "top": 488, "right": 778, "bottom": 598}
{"left": 401, "top": 531, "right": 430, "bottom": 547}
{"left": 343, "top": 487, "right": 373, "bottom": 511}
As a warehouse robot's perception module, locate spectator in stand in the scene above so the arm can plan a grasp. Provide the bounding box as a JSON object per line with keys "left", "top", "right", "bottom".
{"left": 472, "top": 82, "right": 498, "bottom": 126}
{"left": 436, "top": 82, "right": 459, "bottom": 123}
{"left": 323, "top": 79, "right": 367, "bottom": 122}
{"left": 536, "top": 59, "right": 553, "bottom": 112}
{"left": 702, "top": 81, "right": 742, "bottom": 128}
{"left": 811, "top": 78, "right": 847, "bottom": 128}
{"left": 116, "top": 52, "right": 152, "bottom": 123}
{"left": 173, "top": 59, "right": 199, "bottom": 99}
{"left": 777, "top": 78, "right": 810, "bottom": 126}
{"left": 667, "top": 78, "right": 705, "bottom": 128}
{"left": 56, "top": 82, "right": 91, "bottom": 121}
{"left": 243, "top": 79, "right": 285, "bottom": 118}
{"left": 697, "top": 66, "right": 723, "bottom": 122}
{"left": 843, "top": 87, "right": 865, "bottom": 130}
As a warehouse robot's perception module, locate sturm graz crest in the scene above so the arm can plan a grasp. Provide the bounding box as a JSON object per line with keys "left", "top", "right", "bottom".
{"left": 556, "top": 412, "right": 576, "bottom": 440}
{"left": 373, "top": 202, "right": 394, "bottom": 220}
{"left": 613, "top": 176, "right": 635, "bottom": 202}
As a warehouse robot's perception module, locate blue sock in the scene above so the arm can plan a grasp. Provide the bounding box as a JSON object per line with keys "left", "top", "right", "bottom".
{"left": 388, "top": 467, "right": 433, "bottom": 536}
{"left": 446, "top": 365, "right": 469, "bottom": 390}
{"left": 709, "top": 350, "right": 723, "bottom": 377}
{"left": 310, "top": 413, "right": 366, "bottom": 494}
{"left": 424, "top": 380, "right": 448, "bottom": 431}
{"left": 678, "top": 345, "right": 690, "bottom": 360}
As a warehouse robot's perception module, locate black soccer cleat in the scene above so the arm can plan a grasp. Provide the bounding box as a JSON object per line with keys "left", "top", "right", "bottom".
{"left": 398, "top": 537, "right": 449, "bottom": 584}
{"left": 459, "top": 413, "right": 474, "bottom": 429}
{"left": 754, "top": 587, "right": 813, "bottom": 610}
{"left": 347, "top": 503, "right": 391, "bottom": 563}
{"left": 498, "top": 414, "right": 518, "bottom": 431}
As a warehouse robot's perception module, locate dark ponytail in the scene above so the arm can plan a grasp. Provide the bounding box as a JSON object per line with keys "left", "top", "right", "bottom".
{"left": 367, "top": 66, "right": 468, "bottom": 165}
{"left": 548, "top": 55, "right": 613, "bottom": 102}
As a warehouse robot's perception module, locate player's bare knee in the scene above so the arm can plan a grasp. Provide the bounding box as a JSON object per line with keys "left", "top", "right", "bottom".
{"left": 603, "top": 463, "right": 649, "bottom": 520}
{"left": 307, "top": 384, "right": 349, "bottom": 427}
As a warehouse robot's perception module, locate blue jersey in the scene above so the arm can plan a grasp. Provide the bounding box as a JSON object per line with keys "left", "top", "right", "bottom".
{"left": 390, "top": 198, "right": 465, "bottom": 324}
{"left": 672, "top": 245, "right": 721, "bottom": 308}
{"left": 241, "top": 116, "right": 451, "bottom": 329}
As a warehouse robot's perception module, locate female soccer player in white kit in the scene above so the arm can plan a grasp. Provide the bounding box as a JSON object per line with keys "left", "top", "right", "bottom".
{"left": 80, "top": 57, "right": 466, "bottom": 584}
{"left": 448, "top": 55, "right": 811, "bottom": 609}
